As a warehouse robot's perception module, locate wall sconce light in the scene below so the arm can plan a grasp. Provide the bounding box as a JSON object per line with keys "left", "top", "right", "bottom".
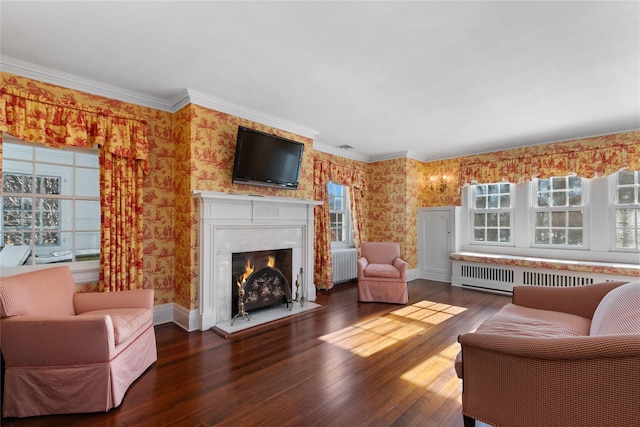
{"left": 430, "top": 175, "right": 448, "bottom": 193}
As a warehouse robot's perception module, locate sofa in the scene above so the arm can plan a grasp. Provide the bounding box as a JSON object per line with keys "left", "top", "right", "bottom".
{"left": 456, "top": 280, "right": 640, "bottom": 427}
{"left": 357, "top": 242, "right": 408, "bottom": 304}
{"left": 0, "top": 266, "right": 157, "bottom": 417}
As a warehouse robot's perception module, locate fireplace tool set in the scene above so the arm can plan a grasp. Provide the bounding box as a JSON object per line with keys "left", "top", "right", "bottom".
{"left": 231, "top": 267, "right": 305, "bottom": 325}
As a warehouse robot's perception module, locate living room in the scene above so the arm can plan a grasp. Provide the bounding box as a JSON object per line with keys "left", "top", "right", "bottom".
{"left": 0, "top": 2, "right": 639, "bottom": 426}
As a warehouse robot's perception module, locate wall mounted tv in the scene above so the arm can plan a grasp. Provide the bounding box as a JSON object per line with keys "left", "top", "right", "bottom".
{"left": 232, "top": 126, "right": 304, "bottom": 189}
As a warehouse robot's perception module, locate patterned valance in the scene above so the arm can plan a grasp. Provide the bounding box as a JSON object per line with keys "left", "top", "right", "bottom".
{"left": 0, "top": 85, "right": 149, "bottom": 173}
{"left": 458, "top": 131, "right": 639, "bottom": 185}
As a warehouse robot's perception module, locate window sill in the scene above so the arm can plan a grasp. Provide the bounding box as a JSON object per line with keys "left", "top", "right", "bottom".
{"left": 0, "top": 261, "right": 99, "bottom": 284}
{"left": 450, "top": 251, "right": 640, "bottom": 278}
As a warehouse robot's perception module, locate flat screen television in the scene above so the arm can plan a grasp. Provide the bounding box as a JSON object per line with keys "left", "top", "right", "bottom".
{"left": 232, "top": 126, "right": 304, "bottom": 189}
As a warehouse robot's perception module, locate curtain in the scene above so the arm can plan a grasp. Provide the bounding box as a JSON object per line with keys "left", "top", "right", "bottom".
{"left": 313, "top": 157, "right": 367, "bottom": 290}
{"left": 0, "top": 86, "right": 149, "bottom": 291}
{"left": 458, "top": 133, "right": 640, "bottom": 185}
{"left": 313, "top": 160, "right": 332, "bottom": 290}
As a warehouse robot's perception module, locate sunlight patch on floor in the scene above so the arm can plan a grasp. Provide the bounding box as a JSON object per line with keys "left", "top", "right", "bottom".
{"left": 319, "top": 301, "right": 467, "bottom": 357}
{"left": 401, "top": 342, "right": 461, "bottom": 389}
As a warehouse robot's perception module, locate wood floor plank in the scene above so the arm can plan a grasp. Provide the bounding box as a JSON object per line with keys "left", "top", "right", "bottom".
{"left": 1, "top": 280, "right": 508, "bottom": 427}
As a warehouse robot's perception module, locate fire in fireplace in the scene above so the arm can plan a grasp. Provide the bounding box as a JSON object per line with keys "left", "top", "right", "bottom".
{"left": 232, "top": 249, "right": 293, "bottom": 317}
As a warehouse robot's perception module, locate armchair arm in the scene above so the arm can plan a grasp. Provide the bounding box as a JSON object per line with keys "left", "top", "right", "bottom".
{"left": 392, "top": 257, "right": 408, "bottom": 280}
{"left": 74, "top": 288, "right": 154, "bottom": 314}
{"left": 357, "top": 257, "right": 369, "bottom": 278}
{"left": 1, "top": 315, "right": 115, "bottom": 366}
{"left": 512, "top": 281, "right": 629, "bottom": 319}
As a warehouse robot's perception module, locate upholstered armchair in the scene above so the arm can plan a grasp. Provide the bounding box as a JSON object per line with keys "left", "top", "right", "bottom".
{"left": 456, "top": 281, "right": 640, "bottom": 427}
{"left": 357, "top": 242, "right": 408, "bottom": 304}
{"left": 0, "top": 266, "right": 157, "bottom": 418}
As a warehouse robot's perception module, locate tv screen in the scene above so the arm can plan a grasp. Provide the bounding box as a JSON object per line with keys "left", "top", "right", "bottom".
{"left": 232, "top": 126, "right": 304, "bottom": 189}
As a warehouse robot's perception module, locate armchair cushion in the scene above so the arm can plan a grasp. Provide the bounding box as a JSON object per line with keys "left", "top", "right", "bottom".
{"left": 363, "top": 263, "right": 401, "bottom": 279}
{"left": 78, "top": 307, "right": 151, "bottom": 345}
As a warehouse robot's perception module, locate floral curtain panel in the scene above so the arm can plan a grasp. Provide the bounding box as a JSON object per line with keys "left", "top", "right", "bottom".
{"left": 313, "top": 157, "right": 367, "bottom": 290}
{"left": 0, "top": 85, "right": 149, "bottom": 291}
{"left": 458, "top": 132, "right": 640, "bottom": 185}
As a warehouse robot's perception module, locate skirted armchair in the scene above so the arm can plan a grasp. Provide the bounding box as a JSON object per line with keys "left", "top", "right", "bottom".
{"left": 0, "top": 266, "right": 157, "bottom": 417}
{"left": 456, "top": 281, "right": 640, "bottom": 427}
{"left": 357, "top": 242, "right": 408, "bottom": 304}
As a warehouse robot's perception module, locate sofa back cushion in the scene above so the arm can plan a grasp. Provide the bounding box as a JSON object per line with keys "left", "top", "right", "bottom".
{"left": 590, "top": 281, "right": 640, "bottom": 336}
{"left": 0, "top": 266, "right": 76, "bottom": 318}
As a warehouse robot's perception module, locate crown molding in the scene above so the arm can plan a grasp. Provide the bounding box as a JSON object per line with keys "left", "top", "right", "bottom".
{"left": 312, "top": 141, "right": 370, "bottom": 162}
{"left": 177, "top": 88, "right": 320, "bottom": 140}
{"left": 369, "top": 150, "right": 422, "bottom": 163}
{"left": 1, "top": 56, "right": 175, "bottom": 112}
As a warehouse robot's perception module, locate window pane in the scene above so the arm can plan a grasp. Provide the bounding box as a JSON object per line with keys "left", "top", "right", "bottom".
{"left": 552, "top": 191, "right": 567, "bottom": 206}
{"left": 474, "top": 229, "right": 485, "bottom": 241}
{"left": 552, "top": 177, "right": 566, "bottom": 190}
{"left": 568, "top": 229, "right": 583, "bottom": 246}
{"left": 75, "top": 201, "right": 101, "bottom": 230}
{"left": 487, "top": 195, "right": 499, "bottom": 208}
{"left": 618, "top": 170, "right": 635, "bottom": 186}
{"left": 475, "top": 196, "right": 486, "bottom": 209}
{"left": 499, "top": 229, "right": 510, "bottom": 242}
{"left": 488, "top": 184, "right": 499, "bottom": 195}
{"left": 76, "top": 168, "right": 99, "bottom": 197}
{"left": 486, "top": 229, "right": 498, "bottom": 242}
{"left": 537, "top": 192, "right": 550, "bottom": 207}
{"left": 536, "top": 212, "right": 549, "bottom": 227}
{"left": 499, "top": 194, "right": 510, "bottom": 207}
{"left": 535, "top": 229, "right": 549, "bottom": 244}
{"left": 552, "top": 229, "right": 566, "bottom": 245}
{"left": 618, "top": 188, "right": 635, "bottom": 204}
{"left": 551, "top": 212, "right": 566, "bottom": 227}
{"left": 499, "top": 213, "right": 510, "bottom": 226}
{"left": 538, "top": 180, "right": 550, "bottom": 191}
{"left": 568, "top": 190, "right": 581, "bottom": 206}
{"left": 474, "top": 213, "right": 485, "bottom": 227}
{"left": 567, "top": 211, "right": 582, "bottom": 228}
{"left": 616, "top": 229, "right": 637, "bottom": 248}
{"left": 486, "top": 213, "right": 498, "bottom": 227}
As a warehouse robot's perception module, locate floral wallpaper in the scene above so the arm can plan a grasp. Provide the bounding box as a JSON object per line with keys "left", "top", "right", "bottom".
{"left": 2, "top": 72, "right": 637, "bottom": 311}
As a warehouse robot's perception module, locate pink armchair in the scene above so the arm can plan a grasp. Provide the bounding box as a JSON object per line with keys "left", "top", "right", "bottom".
{"left": 0, "top": 266, "right": 157, "bottom": 418}
{"left": 357, "top": 242, "right": 408, "bottom": 304}
{"left": 456, "top": 281, "right": 640, "bottom": 427}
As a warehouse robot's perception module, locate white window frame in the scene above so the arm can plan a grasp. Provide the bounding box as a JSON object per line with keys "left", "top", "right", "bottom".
{"left": 328, "top": 181, "right": 353, "bottom": 248}
{"left": 531, "top": 175, "right": 588, "bottom": 250}
{"left": 469, "top": 182, "right": 514, "bottom": 246}
{"left": 610, "top": 169, "right": 640, "bottom": 252}
{"left": 460, "top": 171, "right": 638, "bottom": 264}
{"left": 1, "top": 135, "right": 100, "bottom": 281}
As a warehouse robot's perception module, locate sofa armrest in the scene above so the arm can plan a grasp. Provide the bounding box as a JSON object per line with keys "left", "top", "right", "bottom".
{"left": 74, "top": 288, "right": 154, "bottom": 314}
{"left": 458, "top": 332, "right": 640, "bottom": 427}
{"left": 512, "top": 281, "right": 629, "bottom": 319}
{"left": 392, "top": 257, "right": 408, "bottom": 280}
{"left": 1, "top": 315, "right": 115, "bottom": 365}
{"left": 357, "top": 257, "right": 369, "bottom": 278}
{"left": 459, "top": 332, "right": 640, "bottom": 360}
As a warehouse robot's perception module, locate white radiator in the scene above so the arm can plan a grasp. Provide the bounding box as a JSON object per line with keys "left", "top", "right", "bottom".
{"left": 332, "top": 248, "right": 358, "bottom": 284}
{"left": 451, "top": 260, "right": 638, "bottom": 294}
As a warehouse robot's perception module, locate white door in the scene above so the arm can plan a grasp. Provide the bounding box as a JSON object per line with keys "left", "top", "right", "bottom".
{"left": 417, "top": 207, "right": 458, "bottom": 282}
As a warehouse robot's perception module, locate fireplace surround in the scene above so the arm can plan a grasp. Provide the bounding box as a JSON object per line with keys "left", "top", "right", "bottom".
{"left": 194, "top": 191, "right": 321, "bottom": 331}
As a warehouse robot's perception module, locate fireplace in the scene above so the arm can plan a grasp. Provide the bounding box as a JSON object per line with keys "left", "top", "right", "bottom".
{"left": 194, "top": 191, "right": 322, "bottom": 331}
{"left": 232, "top": 249, "right": 292, "bottom": 316}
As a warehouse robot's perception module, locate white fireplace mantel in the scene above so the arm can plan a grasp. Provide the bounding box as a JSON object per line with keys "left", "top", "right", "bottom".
{"left": 194, "top": 191, "right": 322, "bottom": 331}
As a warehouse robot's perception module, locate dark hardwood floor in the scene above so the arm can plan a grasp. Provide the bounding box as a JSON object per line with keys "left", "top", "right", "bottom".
{"left": 2, "top": 280, "right": 509, "bottom": 427}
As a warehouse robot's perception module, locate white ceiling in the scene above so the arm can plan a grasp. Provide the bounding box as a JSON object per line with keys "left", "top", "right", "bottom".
{"left": 1, "top": 1, "right": 638, "bottom": 162}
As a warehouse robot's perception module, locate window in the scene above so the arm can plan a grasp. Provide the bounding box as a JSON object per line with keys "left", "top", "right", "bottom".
{"left": 471, "top": 183, "right": 512, "bottom": 244}
{"left": 328, "top": 182, "right": 352, "bottom": 246}
{"left": 533, "top": 176, "right": 584, "bottom": 247}
{"left": 1, "top": 139, "right": 100, "bottom": 266}
{"left": 614, "top": 170, "right": 640, "bottom": 250}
